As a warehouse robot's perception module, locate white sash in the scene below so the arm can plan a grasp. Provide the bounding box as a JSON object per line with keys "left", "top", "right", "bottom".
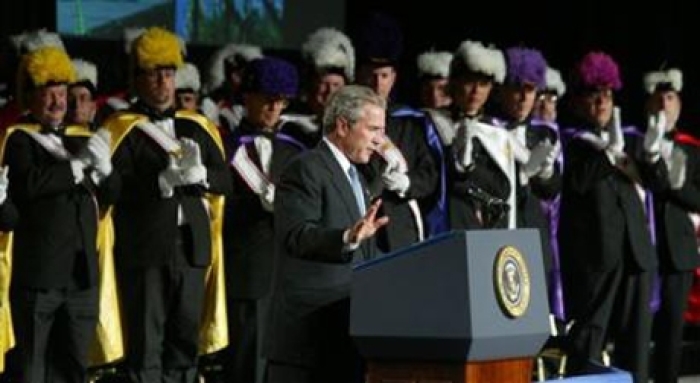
{"left": 137, "top": 120, "right": 182, "bottom": 155}
{"left": 25, "top": 131, "right": 71, "bottom": 160}
{"left": 377, "top": 138, "right": 425, "bottom": 241}
{"left": 231, "top": 143, "right": 270, "bottom": 196}
{"left": 466, "top": 121, "right": 517, "bottom": 229}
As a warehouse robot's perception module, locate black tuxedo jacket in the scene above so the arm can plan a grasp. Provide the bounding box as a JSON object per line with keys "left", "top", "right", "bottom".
{"left": 264, "top": 140, "right": 376, "bottom": 367}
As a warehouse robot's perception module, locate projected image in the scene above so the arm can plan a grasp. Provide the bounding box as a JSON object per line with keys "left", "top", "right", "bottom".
{"left": 58, "top": 0, "right": 284, "bottom": 47}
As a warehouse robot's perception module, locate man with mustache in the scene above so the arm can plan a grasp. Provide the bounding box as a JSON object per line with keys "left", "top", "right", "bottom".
{"left": 1, "top": 46, "right": 118, "bottom": 383}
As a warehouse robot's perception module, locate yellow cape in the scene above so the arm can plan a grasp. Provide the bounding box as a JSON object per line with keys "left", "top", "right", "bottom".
{"left": 103, "top": 110, "right": 229, "bottom": 355}
{"left": 0, "top": 124, "right": 125, "bottom": 371}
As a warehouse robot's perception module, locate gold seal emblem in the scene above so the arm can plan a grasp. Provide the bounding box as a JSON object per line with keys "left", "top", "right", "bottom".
{"left": 494, "top": 245, "right": 531, "bottom": 318}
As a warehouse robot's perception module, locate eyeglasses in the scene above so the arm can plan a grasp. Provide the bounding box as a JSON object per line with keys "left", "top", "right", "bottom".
{"left": 537, "top": 93, "right": 559, "bottom": 103}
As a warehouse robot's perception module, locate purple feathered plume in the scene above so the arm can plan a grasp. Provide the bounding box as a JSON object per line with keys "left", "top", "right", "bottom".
{"left": 505, "top": 47, "right": 547, "bottom": 90}
{"left": 574, "top": 51, "right": 622, "bottom": 90}
{"left": 243, "top": 57, "right": 299, "bottom": 97}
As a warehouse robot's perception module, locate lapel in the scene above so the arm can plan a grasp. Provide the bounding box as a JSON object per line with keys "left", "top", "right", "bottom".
{"left": 317, "top": 141, "right": 364, "bottom": 221}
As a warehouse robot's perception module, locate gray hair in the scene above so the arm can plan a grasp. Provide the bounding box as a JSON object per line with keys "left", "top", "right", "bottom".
{"left": 322, "top": 85, "right": 386, "bottom": 134}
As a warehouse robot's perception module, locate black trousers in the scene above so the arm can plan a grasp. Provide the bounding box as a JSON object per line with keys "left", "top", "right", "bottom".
{"left": 652, "top": 270, "right": 694, "bottom": 383}
{"left": 118, "top": 227, "right": 207, "bottom": 383}
{"left": 8, "top": 285, "right": 99, "bottom": 383}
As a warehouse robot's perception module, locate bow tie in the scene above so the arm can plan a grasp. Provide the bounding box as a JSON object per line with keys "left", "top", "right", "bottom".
{"left": 41, "top": 125, "right": 65, "bottom": 137}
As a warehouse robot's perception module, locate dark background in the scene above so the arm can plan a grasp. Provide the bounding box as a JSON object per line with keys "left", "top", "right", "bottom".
{"left": 1, "top": 0, "right": 697, "bottom": 131}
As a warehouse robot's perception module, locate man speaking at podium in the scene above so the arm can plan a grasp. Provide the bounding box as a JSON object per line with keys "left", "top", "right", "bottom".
{"left": 264, "top": 85, "right": 389, "bottom": 383}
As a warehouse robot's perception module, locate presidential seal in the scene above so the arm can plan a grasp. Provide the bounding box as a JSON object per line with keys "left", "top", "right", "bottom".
{"left": 494, "top": 245, "right": 531, "bottom": 318}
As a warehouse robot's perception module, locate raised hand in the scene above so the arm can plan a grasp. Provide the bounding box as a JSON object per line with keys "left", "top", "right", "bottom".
{"left": 608, "top": 106, "right": 625, "bottom": 154}
{"left": 644, "top": 111, "right": 666, "bottom": 161}
{"left": 347, "top": 199, "right": 390, "bottom": 244}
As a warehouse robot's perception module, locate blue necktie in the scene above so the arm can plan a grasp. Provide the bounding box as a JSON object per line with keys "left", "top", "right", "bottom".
{"left": 348, "top": 165, "right": 366, "bottom": 215}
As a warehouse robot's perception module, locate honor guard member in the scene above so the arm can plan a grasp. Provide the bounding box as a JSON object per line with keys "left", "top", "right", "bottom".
{"left": 103, "top": 27, "right": 232, "bottom": 383}
{"left": 428, "top": 40, "right": 515, "bottom": 231}
{"left": 175, "top": 62, "right": 206, "bottom": 113}
{"left": 493, "top": 46, "right": 562, "bottom": 325}
{"left": 280, "top": 27, "right": 356, "bottom": 149}
{"left": 203, "top": 44, "right": 264, "bottom": 133}
{"left": 643, "top": 67, "right": 700, "bottom": 383}
{"left": 67, "top": 58, "right": 99, "bottom": 129}
{"left": 1, "top": 46, "right": 118, "bottom": 383}
{"left": 558, "top": 51, "right": 668, "bottom": 383}
{"left": 221, "top": 56, "right": 303, "bottom": 383}
{"left": 533, "top": 66, "right": 566, "bottom": 123}
{"left": 416, "top": 50, "right": 453, "bottom": 110}
{"left": 354, "top": 12, "right": 440, "bottom": 251}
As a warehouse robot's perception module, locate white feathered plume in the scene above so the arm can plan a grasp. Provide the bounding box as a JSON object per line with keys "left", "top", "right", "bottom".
{"left": 417, "top": 50, "right": 452, "bottom": 78}
{"left": 72, "top": 58, "right": 98, "bottom": 88}
{"left": 545, "top": 67, "right": 566, "bottom": 96}
{"left": 644, "top": 68, "right": 683, "bottom": 94}
{"left": 453, "top": 40, "right": 506, "bottom": 83}
{"left": 301, "top": 27, "right": 355, "bottom": 81}
{"left": 205, "top": 44, "right": 263, "bottom": 93}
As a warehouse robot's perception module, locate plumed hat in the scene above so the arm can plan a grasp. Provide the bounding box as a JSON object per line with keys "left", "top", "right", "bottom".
{"left": 544, "top": 67, "right": 566, "bottom": 97}
{"left": 130, "top": 27, "right": 184, "bottom": 70}
{"left": 301, "top": 27, "right": 355, "bottom": 81}
{"left": 175, "top": 62, "right": 202, "bottom": 92}
{"left": 205, "top": 44, "right": 263, "bottom": 93}
{"left": 417, "top": 50, "right": 452, "bottom": 79}
{"left": 355, "top": 12, "right": 403, "bottom": 67}
{"left": 242, "top": 57, "right": 298, "bottom": 97}
{"left": 643, "top": 68, "right": 682, "bottom": 94}
{"left": 504, "top": 47, "right": 547, "bottom": 90}
{"left": 72, "top": 58, "right": 98, "bottom": 90}
{"left": 11, "top": 29, "right": 65, "bottom": 55}
{"left": 571, "top": 51, "right": 622, "bottom": 91}
{"left": 450, "top": 40, "right": 506, "bottom": 83}
{"left": 17, "top": 46, "right": 76, "bottom": 108}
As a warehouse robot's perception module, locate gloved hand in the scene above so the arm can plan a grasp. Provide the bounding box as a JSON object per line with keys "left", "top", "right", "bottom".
{"left": 0, "top": 166, "right": 8, "bottom": 205}
{"left": 538, "top": 140, "right": 561, "bottom": 179}
{"left": 607, "top": 106, "right": 625, "bottom": 155}
{"left": 644, "top": 111, "right": 666, "bottom": 161}
{"left": 454, "top": 120, "right": 476, "bottom": 171}
{"left": 521, "top": 142, "right": 550, "bottom": 179}
{"left": 668, "top": 146, "right": 688, "bottom": 189}
{"left": 158, "top": 155, "right": 185, "bottom": 198}
{"left": 260, "top": 183, "right": 275, "bottom": 212}
{"left": 87, "top": 128, "right": 113, "bottom": 179}
{"left": 179, "top": 138, "right": 207, "bottom": 185}
{"left": 382, "top": 170, "right": 410, "bottom": 197}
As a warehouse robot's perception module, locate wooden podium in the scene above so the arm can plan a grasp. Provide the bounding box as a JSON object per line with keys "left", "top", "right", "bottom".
{"left": 350, "top": 230, "right": 550, "bottom": 383}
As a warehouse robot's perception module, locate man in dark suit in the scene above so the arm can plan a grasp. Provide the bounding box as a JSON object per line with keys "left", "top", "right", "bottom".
{"left": 104, "top": 27, "right": 232, "bottom": 383}
{"left": 2, "top": 46, "right": 118, "bottom": 383}
{"left": 264, "top": 85, "right": 389, "bottom": 383}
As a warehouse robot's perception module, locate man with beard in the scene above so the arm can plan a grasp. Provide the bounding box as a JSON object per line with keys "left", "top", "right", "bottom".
{"left": 102, "top": 27, "right": 232, "bottom": 383}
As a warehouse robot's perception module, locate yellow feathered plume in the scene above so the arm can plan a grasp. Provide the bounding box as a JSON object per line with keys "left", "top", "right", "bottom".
{"left": 134, "top": 27, "right": 184, "bottom": 70}
{"left": 22, "top": 46, "right": 76, "bottom": 87}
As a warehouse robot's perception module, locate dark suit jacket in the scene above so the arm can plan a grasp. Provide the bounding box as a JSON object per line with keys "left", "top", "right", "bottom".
{"left": 111, "top": 114, "right": 232, "bottom": 268}
{"left": 0, "top": 200, "right": 18, "bottom": 232}
{"left": 558, "top": 128, "right": 668, "bottom": 273}
{"left": 656, "top": 142, "right": 700, "bottom": 272}
{"left": 264, "top": 139, "right": 376, "bottom": 367}
{"left": 223, "top": 119, "right": 305, "bottom": 299}
{"left": 5, "top": 129, "right": 120, "bottom": 289}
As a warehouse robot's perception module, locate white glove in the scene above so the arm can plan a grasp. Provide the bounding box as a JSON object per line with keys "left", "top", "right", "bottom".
{"left": 260, "top": 183, "right": 275, "bottom": 212}
{"left": 538, "top": 140, "right": 561, "bottom": 179}
{"left": 644, "top": 111, "right": 666, "bottom": 161}
{"left": 179, "top": 138, "right": 208, "bottom": 186}
{"left": 521, "top": 142, "right": 551, "bottom": 179}
{"left": 607, "top": 106, "right": 625, "bottom": 154}
{"left": 382, "top": 170, "right": 410, "bottom": 197}
{"left": 87, "top": 129, "right": 113, "bottom": 179}
{"left": 0, "top": 166, "right": 8, "bottom": 205}
{"left": 158, "top": 156, "right": 185, "bottom": 198}
{"left": 667, "top": 146, "right": 687, "bottom": 189}
{"left": 455, "top": 120, "right": 475, "bottom": 171}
